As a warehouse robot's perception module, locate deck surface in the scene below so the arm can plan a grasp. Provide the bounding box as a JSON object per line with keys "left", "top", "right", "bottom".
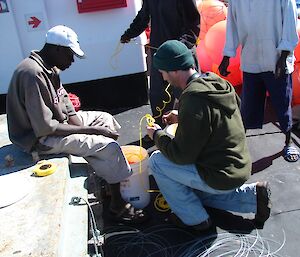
{"left": 100, "top": 103, "right": 300, "bottom": 257}
{"left": 1, "top": 100, "right": 300, "bottom": 257}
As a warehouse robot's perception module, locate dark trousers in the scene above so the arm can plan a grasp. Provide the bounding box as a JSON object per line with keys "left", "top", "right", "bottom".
{"left": 241, "top": 71, "right": 293, "bottom": 133}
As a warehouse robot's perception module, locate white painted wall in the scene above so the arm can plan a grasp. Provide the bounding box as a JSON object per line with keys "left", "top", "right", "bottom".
{"left": 0, "top": 1, "right": 23, "bottom": 94}
{"left": 0, "top": 0, "right": 147, "bottom": 94}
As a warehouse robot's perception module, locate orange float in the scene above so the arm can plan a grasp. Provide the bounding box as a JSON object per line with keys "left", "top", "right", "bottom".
{"left": 204, "top": 20, "right": 240, "bottom": 65}
{"left": 212, "top": 63, "right": 243, "bottom": 87}
{"left": 196, "top": 40, "right": 214, "bottom": 72}
{"left": 203, "top": 20, "right": 242, "bottom": 86}
{"left": 197, "top": 0, "right": 227, "bottom": 40}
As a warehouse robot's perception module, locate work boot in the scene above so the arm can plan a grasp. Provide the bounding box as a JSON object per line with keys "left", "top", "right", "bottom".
{"left": 167, "top": 212, "right": 212, "bottom": 232}
{"left": 254, "top": 181, "right": 271, "bottom": 228}
{"left": 192, "top": 218, "right": 212, "bottom": 232}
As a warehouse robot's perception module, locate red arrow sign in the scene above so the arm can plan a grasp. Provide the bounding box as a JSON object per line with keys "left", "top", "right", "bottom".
{"left": 28, "top": 16, "right": 41, "bottom": 28}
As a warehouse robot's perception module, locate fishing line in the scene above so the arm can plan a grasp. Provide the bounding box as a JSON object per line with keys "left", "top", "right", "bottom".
{"left": 110, "top": 41, "right": 124, "bottom": 70}
{"left": 131, "top": 39, "right": 158, "bottom": 50}
{"left": 70, "top": 196, "right": 105, "bottom": 257}
{"left": 104, "top": 226, "right": 287, "bottom": 257}
{"left": 105, "top": 225, "right": 195, "bottom": 257}
{"left": 110, "top": 39, "right": 158, "bottom": 70}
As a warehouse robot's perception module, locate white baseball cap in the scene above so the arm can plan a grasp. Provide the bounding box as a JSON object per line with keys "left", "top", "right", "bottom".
{"left": 46, "top": 25, "right": 85, "bottom": 58}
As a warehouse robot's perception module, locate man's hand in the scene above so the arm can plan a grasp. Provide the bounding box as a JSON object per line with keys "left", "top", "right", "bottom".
{"left": 146, "top": 124, "right": 162, "bottom": 140}
{"left": 218, "top": 56, "right": 231, "bottom": 77}
{"left": 94, "top": 127, "right": 119, "bottom": 140}
{"left": 120, "top": 33, "right": 131, "bottom": 44}
{"left": 162, "top": 110, "right": 178, "bottom": 125}
{"left": 275, "top": 51, "right": 289, "bottom": 79}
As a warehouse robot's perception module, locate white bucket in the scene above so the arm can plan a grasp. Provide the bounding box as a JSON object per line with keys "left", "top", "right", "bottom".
{"left": 120, "top": 145, "right": 150, "bottom": 209}
{"left": 165, "top": 123, "right": 178, "bottom": 138}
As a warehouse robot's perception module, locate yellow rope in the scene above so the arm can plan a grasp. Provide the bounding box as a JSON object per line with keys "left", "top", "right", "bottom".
{"left": 137, "top": 113, "right": 170, "bottom": 212}
{"left": 112, "top": 38, "right": 172, "bottom": 212}
{"left": 154, "top": 193, "right": 170, "bottom": 212}
{"left": 136, "top": 82, "right": 173, "bottom": 212}
{"left": 153, "top": 83, "right": 172, "bottom": 119}
{"left": 196, "top": 37, "right": 201, "bottom": 46}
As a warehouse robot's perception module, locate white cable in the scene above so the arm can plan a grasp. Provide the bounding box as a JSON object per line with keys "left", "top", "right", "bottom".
{"left": 70, "top": 196, "right": 104, "bottom": 257}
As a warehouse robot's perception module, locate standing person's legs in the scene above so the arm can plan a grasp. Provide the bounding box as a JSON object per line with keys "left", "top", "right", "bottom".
{"left": 149, "top": 151, "right": 259, "bottom": 226}
{"left": 191, "top": 45, "right": 199, "bottom": 72}
{"left": 241, "top": 72, "right": 267, "bottom": 129}
{"left": 264, "top": 72, "right": 292, "bottom": 134}
{"left": 150, "top": 67, "right": 175, "bottom": 127}
{"left": 264, "top": 73, "right": 299, "bottom": 161}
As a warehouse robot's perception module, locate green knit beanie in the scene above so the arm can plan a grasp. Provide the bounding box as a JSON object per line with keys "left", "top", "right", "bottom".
{"left": 153, "top": 40, "right": 194, "bottom": 71}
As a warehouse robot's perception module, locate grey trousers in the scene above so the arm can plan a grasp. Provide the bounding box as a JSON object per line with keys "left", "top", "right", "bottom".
{"left": 38, "top": 111, "right": 132, "bottom": 184}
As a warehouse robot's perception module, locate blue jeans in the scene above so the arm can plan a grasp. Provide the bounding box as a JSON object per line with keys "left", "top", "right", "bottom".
{"left": 149, "top": 151, "right": 257, "bottom": 226}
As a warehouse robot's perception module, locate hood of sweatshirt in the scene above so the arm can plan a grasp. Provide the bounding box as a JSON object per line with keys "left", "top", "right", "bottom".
{"left": 181, "top": 72, "right": 238, "bottom": 115}
{"left": 29, "top": 51, "right": 59, "bottom": 76}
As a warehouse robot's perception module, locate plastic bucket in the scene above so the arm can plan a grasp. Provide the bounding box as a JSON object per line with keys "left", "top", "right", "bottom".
{"left": 120, "top": 145, "right": 150, "bottom": 209}
{"left": 165, "top": 123, "right": 178, "bottom": 138}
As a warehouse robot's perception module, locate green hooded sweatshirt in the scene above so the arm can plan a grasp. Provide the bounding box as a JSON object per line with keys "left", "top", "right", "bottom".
{"left": 154, "top": 72, "right": 251, "bottom": 190}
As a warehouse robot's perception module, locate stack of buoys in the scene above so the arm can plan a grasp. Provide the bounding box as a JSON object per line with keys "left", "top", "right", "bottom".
{"left": 198, "top": 0, "right": 227, "bottom": 40}
{"left": 196, "top": 0, "right": 243, "bottom": 87}
{"left": 292, "top": 21, "right": 300, "bottom": 106}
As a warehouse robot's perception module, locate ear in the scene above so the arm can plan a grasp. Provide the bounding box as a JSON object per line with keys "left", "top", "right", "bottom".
{"left": 169, "top": 70, "right": 178, "bottom": 76}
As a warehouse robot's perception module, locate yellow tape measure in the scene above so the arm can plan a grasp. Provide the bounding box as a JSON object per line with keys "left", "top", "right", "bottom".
{"left": 33, "top": 160, "right": 57, "bottom": 177}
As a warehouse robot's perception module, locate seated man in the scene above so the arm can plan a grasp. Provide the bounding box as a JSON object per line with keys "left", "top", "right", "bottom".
{"left": 146, "top": 40, "right": 271, "bottom": 231}
{"left": 6, "top": 25, "right": 147, "bottom": 224}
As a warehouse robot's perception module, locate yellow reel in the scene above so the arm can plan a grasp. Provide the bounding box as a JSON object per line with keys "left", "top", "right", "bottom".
{"left": 33, "top": 160, "right": 57, "bottom": 177}
{"left": 145, "top": 113, "right": 155, "bottom": 127}
{"left": 154, "top": 193, "right": 170, "bottom": 212}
